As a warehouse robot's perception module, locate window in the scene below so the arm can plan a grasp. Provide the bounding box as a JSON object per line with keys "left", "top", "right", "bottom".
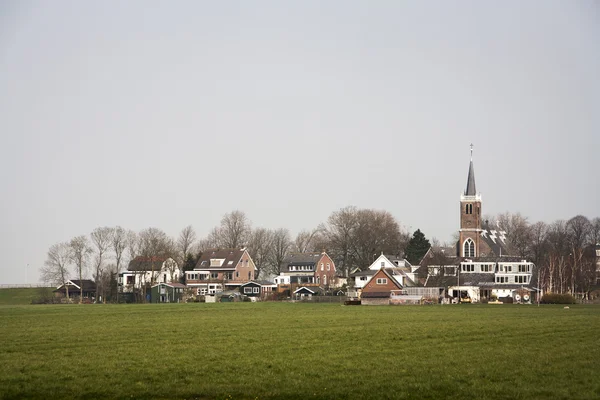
{"left": 225, "top": 272, "right": 233, "bottom": 280}
{"left": 317, "top": 276, "right": 320, "bottom": 284}
{"left": 211, "top": 272, "right": 218, "bottom": 279}
{"left": 462, "top": 264, "right": 474, "bottom": 272}
{"left": 496, "top": 276, "right": 508, "bottom": 283}
{"left": 236, "top": 271, "right": 239, "bottom": 278}
{"left": 248, "top": 272, "right": 251, "bottom": 279}
{"left": 253, "top": 287, "right": 259, "bottom": 293}
{"left": 244, "top": 287, "right": 252, "bottom": 294}
{"left": 126, "top": 276, "right": 135, "bottom": 285}
{"left": 327, "top": 263, "right": 330, "bottom": 271}
{"left": 480, "top": 264, "right": 492, "bottom": 272}
{"left": 163, "top": 274, "right": 167, "bottom": 282}
{"left": 321, "top": 263, "right": 324, "bottom": 271}
{"left": 376, "top": 278, "right": 388, "bottom": 285}
{"left": 465, "top": 204, "right": 473, "bottom": 214}
{"left": 518, "top": 265, "right": 530, "bottom": 273}
{"left": 323, "top": 275, "right": 327, "bottom": 285}
{"left": 515, "top": 275, "right": 529, "bottom": 284}
{"left": 360, "top": 276, "right": 367, "bottom": 281}
{"left": 464, "top": 238, "right": 475, "bottom": 257}
{"left": 381, "top": 261, "right": 385, "bottom": 267}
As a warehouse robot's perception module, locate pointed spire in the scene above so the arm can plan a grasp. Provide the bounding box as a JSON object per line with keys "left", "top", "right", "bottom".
{"left": 465, "top": 144, "right": 477, "bottom": 196}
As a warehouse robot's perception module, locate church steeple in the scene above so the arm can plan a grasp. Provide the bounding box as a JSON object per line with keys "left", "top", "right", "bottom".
{"left": 459, "top": 144, "right": 482, "bottom": 258}
{"left": 465, "top": 144, "right": 477, "bottom": 196}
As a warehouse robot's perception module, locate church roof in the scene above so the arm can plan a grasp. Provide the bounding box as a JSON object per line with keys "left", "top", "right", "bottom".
{"left": 465, "top": 159, "right": 477, "bottom": 196}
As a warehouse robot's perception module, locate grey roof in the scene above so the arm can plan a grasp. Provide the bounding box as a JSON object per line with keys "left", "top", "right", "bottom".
{"left": 240, "top": 280, "right": 276, "bottom": 286}
{"left": 280, "top": 252, "right": 322, "bottom": 272}
{"left": 465, "top": 159, "right": 476, "bottom": 196}
{"left": 195, "top": 248, "right": 246, "bottom": 270}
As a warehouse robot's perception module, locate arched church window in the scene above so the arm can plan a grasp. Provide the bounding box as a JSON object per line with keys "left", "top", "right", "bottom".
{"left": 464, "top": 238, "right": 475, "bottom": 258}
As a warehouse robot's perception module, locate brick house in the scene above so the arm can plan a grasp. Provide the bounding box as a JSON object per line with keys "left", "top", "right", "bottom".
{"left": 277, "top": 252, "right": 338, "bottom": 290}
{"left": 185, "top": 248, "right": 256, "bottom": 295}
{"left": 360, "top": 268, "right": 404, "bottom": 305}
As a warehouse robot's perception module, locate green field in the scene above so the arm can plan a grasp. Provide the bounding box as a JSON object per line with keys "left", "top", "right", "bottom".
{"left": 0, "top": 287, "right": 52, "bottom": 305}
{"left": 0, "top": 303, "right": 598, "bottom": 400}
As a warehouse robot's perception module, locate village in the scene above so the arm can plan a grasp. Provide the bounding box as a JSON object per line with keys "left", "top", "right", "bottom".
{"left": 52, "top": 151, "right": 599, "bottom": 305}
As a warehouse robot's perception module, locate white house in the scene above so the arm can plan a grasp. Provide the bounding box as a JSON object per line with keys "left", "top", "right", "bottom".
{"left": 119, "top": 256, "right": 180, "bottom": 294}
{"left": 350, "top": 254, "right": 416, "bottom": 290}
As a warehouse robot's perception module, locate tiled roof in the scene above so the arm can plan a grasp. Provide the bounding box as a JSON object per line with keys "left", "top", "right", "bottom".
{"left": 280, "top": 252, "right": 322, "bottom": 272}
{"left": 195, "top": 248, "right": 246, "bottom": 270}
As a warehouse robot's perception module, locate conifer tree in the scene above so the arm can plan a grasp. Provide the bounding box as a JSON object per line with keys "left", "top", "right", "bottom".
{"left": 405, "top": 229, "right": 431, "bottom": 265}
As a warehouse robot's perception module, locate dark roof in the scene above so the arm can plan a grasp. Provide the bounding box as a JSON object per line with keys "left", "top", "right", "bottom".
{"left": 361, "top": 291, "right": 392, "bottom": 298}
{"left": 350, "top": 270, "right": 377, "bottom": 277}
{"left": 280, "top": 252, "right": 322, "bottom": 272}
{"left": 465, "top": 159, "right": 476, "bottom": 196}
{"left": 195, "top": 248, "right": 246, "bottom": 270}
{"left": 240, "top": 280, "right": 275, "bottom": 287}
{"left": 478, "top": 222, "right": 509, "bottom": 257}
{"left": 128, "top": 256, "right": 171, "bottom": 271}
{"left": 55, "top": 279, "right": 97, "bottom": 292}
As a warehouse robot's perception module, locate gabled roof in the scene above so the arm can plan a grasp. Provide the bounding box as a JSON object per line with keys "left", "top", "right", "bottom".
{"left": 241, "top": 280, "right": 276, "bottom": 287}
{"left": 195, "top": 248, "right": 252, "bottom": 270}
{"left": 128, "top": 256, "right": 172, "bottom": 272}
{"left": 280, "top": 252, "right": 324, "bottom": 272}
{"left": 55, "top": 279, "right": 96, "bottom": 292}
{"left": 363, "top": 268, "right": 403, "bottom": 292}
{"left": 294, "top": 287, "right": 316, "bottom": 294}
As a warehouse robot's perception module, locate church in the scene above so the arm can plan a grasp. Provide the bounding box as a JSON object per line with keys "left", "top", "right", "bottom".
{"left": 423, "top": 146, "right": 537, "bottom": 303}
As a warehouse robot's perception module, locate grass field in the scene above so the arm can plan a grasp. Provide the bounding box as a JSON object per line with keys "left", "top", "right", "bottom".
{"left": 0, "top": 303, "right": 599, "bottom": 400}
{"left": 0, "top": 287, "right": 52, "bottom": 305}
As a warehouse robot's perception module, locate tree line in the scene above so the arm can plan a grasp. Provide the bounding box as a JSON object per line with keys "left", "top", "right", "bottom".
{"left": 40, "top": 207, "right": 599, "bottom": 302}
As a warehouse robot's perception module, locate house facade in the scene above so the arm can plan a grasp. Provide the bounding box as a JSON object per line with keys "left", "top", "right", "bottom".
{"left": 360, "top": 268, "right": 404, "bottom": 305}
{"left": 54, "top": 279, "right": 97, "bottom": 300}
{"left": 185, "top": 248, "right": 257, "bottom": 295}
{"left": 151, "top": 282, "right": 186, "bottom": 303}
{"left": 118, "top": 256, "right": 180, "bottom": 294}
{"left": 278, "top": 252, "right": 338, "bottom": 289}
{"left": 350, "top": 254, "right": 416, "bottom": 293}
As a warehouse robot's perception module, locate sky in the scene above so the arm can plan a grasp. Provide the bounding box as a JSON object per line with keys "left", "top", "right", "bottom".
{"left": 0, "top": 1, "right": 598, "bottom": 284}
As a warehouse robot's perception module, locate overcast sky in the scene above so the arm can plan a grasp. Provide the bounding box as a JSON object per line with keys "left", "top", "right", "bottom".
{"left": 1, "top": 1, "right": 598, "bottom": 284}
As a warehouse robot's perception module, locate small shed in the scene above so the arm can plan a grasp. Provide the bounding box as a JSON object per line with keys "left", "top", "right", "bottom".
{"left": 151, "top": 282, "right": 186, "bottom": 303}
{"left": 54, "top": 280, "right": 97, "bottom": 301}
{"left": 293, "top": 286, "right": 316, "bottom": 300}
{"left": 240, "top": 280, "right": 277, "bottom": 298}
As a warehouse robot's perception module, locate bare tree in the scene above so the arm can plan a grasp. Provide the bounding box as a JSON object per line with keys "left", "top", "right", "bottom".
{"left": 90, "top": 227, "right": 112, "bottom": 303}
{"left": 293, "top": 229, "right": 322, "bottom": 253}
{"left": 126, "top": 230, "right": 140, "bottom": 262}
{"left": 111, "top": 226, "right": 128, "bottom": 302}
{"left": 323, "top": 206, "right": 358, "bottom": 277}
{"left": 210, "top": 210, "right": 251, "bottom": 248}
{"left": 70, "top": 235, "right": 93, "bottom": 303}
{"left": 495, "top": 212, "right": 531, "bottom": 257}
{"left": 567, "top": 215, "right": 591, "bottom": 295}
{"left": 40, "top": 242, "right": 72, "bottom": 299}
{"left": 138, "top": 227, "right": 175, "bottom": 285}
{"left": 248, "top": 228, "right": 274, "bottom": 278}
{"left": 177, "top": 225, "right": 197, "bottom": 265}
{"left": 267, "top": 228, "right": 292, "bottom": 277}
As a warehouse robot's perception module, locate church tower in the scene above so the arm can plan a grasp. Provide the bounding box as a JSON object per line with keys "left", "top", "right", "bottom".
{"left": 459, "top": 145, "right": 482, "bottom": 258}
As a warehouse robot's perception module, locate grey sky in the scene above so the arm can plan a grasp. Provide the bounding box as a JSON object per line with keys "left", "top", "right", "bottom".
{"left": 1, "top": 1, "right": 598, "bottom": 284}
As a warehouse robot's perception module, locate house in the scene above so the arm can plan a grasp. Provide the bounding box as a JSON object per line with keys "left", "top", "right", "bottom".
{"left": 293, "top": 286, "right": 322, "bottom": 300}
{"left": 239, "top": 280, "right": 277, "bottom": 299}
{"left": 151, "top": 282, "right": 186, "bottom": 303}
{"left": 277, "top": 252, "right": 338, "bottom": 290}
{"left": 360, "top": 268, "right": 404, "bottom": 305}
{"left": 185, "top": 248, "right": 257, "bottom": 295}
{"left": 54, "top": 279, "right": 97, "bottom": 301}
{"left": 119, "top": 256, "right": 180, "bottom": 294}
{"left": 350, "top": 253, "right": 416, "bottom": 293}
{"left": 422, "top": 146, "right": 537, "bottom": 303}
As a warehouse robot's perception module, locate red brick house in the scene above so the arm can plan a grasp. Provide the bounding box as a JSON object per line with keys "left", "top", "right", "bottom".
{"left": 185, "top": 248, "right": 256, "bottom": 295}
{"left": 361, "top": 268, "right": 403, "bottom": 305}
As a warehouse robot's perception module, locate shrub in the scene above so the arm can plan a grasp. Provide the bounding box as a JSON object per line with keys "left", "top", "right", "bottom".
{"left": 541, "top": 293, "right": 576, "bottom": 304}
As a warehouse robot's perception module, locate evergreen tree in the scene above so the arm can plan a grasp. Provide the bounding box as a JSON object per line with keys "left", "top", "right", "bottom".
{"left": 405, "top": 229, "right": 431, "bottom": 265}
{"left": 180, "top": 252, "right": 201, "bottom": 284}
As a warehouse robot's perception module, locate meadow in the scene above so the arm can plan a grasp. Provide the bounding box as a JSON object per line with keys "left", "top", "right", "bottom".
{"left": 0, "top": 302, "right": 598, "bottom": 400}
